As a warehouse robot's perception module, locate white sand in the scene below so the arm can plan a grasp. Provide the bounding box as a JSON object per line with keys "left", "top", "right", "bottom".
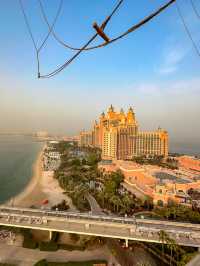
{"left": 4, "top": 146, "right": 75, "bottom": 210}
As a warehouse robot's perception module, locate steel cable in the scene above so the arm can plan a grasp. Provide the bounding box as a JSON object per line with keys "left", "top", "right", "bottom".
{"left": 40, "top": 0, "right": 176, "bottom": 78}
{"left": 38, "top": 0, "right": 124, "bottom": 51}
{"left": 20, "top": 0, "right": 177, "bottom": 78}
{"left": 176, "top": 1, "right": 200, "bottom": 57}
{"left": 37, "top": 0, "right": 64, "bottom": 52}
{"left": 190, "top": 0, "right": 200, "bottom": 19}
{"left": 19, "top": 0, "right": 64, "bottom": 77}
{"left": 39, "top": 0, "right": 124, "bottom": 78}
{"left": 39, "top": 0, "right": 176, "bottom": 52}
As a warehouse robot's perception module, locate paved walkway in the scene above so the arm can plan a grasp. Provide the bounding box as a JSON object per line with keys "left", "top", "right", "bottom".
{"left": 0, "top": 243, "right": 117, "bottom": 266}
{"left": 186, "top": 253, "right": 200, "bottom": 266}
{"left": 86, "top": 194, "right": 102, "bottom": 215}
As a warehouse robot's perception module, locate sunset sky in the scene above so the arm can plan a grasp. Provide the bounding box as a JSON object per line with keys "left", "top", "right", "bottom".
{"left": 0, "top": 0, "right": 200, "bottom": 145}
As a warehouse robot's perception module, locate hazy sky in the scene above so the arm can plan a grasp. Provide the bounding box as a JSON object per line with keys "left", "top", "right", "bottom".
{"left": 0, "top": 0, "right": 200, "bottom": 144}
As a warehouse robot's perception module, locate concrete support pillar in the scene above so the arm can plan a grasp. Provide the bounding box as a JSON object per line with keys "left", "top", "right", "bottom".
{"left": 85, "top": 223, "right": 90, "bottom": 230}
{"left": 125, "top": 239, "right": 128, "bottom": 248}
{"left": 130, "top": 228, "right": 136, "bottom": 235}
{"left": 49, "top": 230, "right": 52, "bottom": 241}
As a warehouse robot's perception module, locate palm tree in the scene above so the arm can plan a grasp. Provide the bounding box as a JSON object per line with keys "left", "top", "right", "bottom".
{"left": 110, "top": 195, "right": 121, "bottom": 213}
{"left": 98, "top": 191, "right": 106, "bottom": 208}
{"left": 121, "top": 194, "right": 132, "bottom": 214}
{"left": 158, "top": 230, "right": 168, "bottom": 256}
{"left": 158, "top": 230, "right": 178, "bottom": 265}
{"left": 166, "top": 237, "right": 177, "bottom": 266}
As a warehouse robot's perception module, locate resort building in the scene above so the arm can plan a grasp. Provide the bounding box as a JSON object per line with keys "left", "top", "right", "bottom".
{"left": 98, "top": 159, "right": 200, "bottom": 206}
{"left": 178, "top": 156, "right": 200, "bottom": 173}
{"left": 79, "top": 105, "right": 168, "bottom": 160}
{"left": 136, "top": 129, "right": 168, "bottom": 157}
{"left": 102, "top": 127, "right": 118, "bottom": 159}
{"left": 79, "top": 130, "right": 93, "bottom": 147}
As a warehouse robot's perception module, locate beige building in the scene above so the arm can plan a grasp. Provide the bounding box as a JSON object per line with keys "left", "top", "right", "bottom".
{"left": 136, "top": 129, "right": 168, "bottom": 157}
{"left": 79, "top": 105, "right": 169, "bottom": 159}
{"left": 79, "top": 131, "right": 93, "bottom": 147}
{"left": 102, "top": 127, "right": 118, "bottom": 159}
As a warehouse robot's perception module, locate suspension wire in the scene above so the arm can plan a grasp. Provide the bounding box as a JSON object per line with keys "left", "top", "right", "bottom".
{"left": 19, "top": 0, "right": 64, "bottom": 77}
{"left": 40, "top": 35, "right": 98, "bottom": 78}
{"left": 40, "top": 0, "right": 176, "bottom": 78}
{"left": 19, "top": 0, "right": 41, "bottom": 76}
{"left": 38, "top": 0, "right": 124, "bottom": 51}
{"left": 190, "top": 0, "right": 200, "bottom": 19}
{"left": 40, "top": 0, "right": 176, "bottom": 52}
{"left": 37, "top": 0, "right": 64, "bottom": 52}
{"left": 19, "top": 0, "right": 38, "bottom": 51}
{"left": 176, "top": 1, "right": 200, "bottom": 57}
{"left": 39, "top": 0, "right": 124, "bottom": 78}
{"left": 92, "top": 0, "right": 176, "bottom": 49}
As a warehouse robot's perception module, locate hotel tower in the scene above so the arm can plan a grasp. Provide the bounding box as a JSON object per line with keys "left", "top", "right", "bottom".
{"left": 79, "top": 105, "right": 168, "bottom": 160}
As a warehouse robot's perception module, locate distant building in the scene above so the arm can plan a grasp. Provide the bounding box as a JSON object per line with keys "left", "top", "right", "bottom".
{"left": 63, "top": 136, "right": 79, "bottom": 142}
{"left": 36, "top": 131, "right": 49, "bottom": 138}
{"left": 79, "top": 105, "right": 168, "bottom": 160}
{"left": 79, "top": 131, "right": 93, "bottom": 147}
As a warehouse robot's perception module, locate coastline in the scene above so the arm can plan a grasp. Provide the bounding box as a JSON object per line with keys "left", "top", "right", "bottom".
{"left": 4, "top": 146, "right": 46, "bottom": 208}
{"left": 4, "top": 144, "right": 76, "bottom": 210}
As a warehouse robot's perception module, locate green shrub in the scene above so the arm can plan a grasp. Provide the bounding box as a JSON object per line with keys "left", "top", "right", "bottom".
{"left": 34, "top": 260, "right": 48, "bottom": 266}
{"left": 22, "top": 229, "right": 38, "bottom": 249}
{"left": 69, "top": 233, "right": 80, "bottom": 243}
{"left": 59, "top": 244, "right": 85, "bottom": 251}
{"left": 39, "top": 241, "right": 58, "bottom": 251}
{"left": 23, "top": 238, "right": 38, "bottom": 249}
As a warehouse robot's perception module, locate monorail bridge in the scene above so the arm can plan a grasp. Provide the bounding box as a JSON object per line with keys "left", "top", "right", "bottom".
{"left": 1, "top": 206, "right": 200, "bottom": 247}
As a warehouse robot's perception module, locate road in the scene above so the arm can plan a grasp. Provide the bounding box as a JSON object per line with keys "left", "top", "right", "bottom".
{"left": 86, "top": 194, "right": 103, "bottom": 215}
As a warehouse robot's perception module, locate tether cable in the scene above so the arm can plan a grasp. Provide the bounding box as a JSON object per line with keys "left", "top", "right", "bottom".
{"left": 39, "top": 0, "right": 176, "bottom": 52}
{"left": 40, "top": 0, "right": 176, "bottom": 78}
{"left": 190, "top": 0, "right": 200, "bottom": 19}
{"left": 176, "top": 1, "right": 200, "bottom": 57}
{"left": 38, "top": 0, "right": 124, "bottom": 51}
{"left": 19, "top": 0, "right": 38, "bottom": 51}
{"left": 19, "top": 0, "right": 40, "bottom": 75}
{"left": 37, "top": 0, "right": 64, "bottom": 52}
{"left": 20, "top": 0, "right": 177, "bottom": 78}
{"left": 19, "top": 0, "right": 64, "bottom": 77}
{"left": 39, "top": 0, "right": 124, "bottom": 78}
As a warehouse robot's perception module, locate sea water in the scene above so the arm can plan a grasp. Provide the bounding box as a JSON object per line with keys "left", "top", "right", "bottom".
{"left": 0, "top": 135, "right": 43, "bottom": 204}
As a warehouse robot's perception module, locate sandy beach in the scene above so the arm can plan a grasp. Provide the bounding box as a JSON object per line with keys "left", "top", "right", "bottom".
{"left": 4, "top": 146, "right": 75, "bottom": 210}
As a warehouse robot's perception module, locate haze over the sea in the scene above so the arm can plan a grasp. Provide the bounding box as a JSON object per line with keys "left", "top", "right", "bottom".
{"left": 0, "top": 135, "right": 43, "bottom": 204}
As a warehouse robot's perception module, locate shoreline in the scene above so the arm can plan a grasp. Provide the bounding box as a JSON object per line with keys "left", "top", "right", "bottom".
{"left": 4, "top": 144, "right": 76, "bottom": 210}
{"left": 4, "top": 145, "right": 45, "bottom": 208}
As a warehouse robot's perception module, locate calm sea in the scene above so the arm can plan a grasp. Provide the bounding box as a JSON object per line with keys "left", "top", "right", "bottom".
{"left": 0, "top": 135, "right": 43, "bottom": 204}
{"left": 170, "top": 141, "right": 200, "bottom": 156}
